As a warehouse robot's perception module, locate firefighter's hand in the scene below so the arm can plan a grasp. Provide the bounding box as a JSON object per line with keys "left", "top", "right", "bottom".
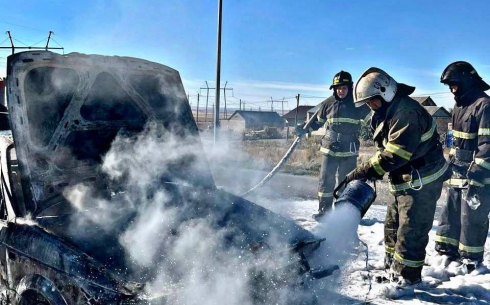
{"left": 295, "top": 123, "right": 307, "bottom": 137}
{"left": 345, "top": 168, "right": 367, "bottom": 184}
{"left": 345, "top": 163, "right": 383, "bottom": 184}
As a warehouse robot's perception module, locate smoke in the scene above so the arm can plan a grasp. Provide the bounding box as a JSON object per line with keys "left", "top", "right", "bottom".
{"left": 198, "top": 131, "right": 270, "bottom": 194}
{"left": 146, "top": 221, "right": 253, "bottom": 305}
{"left": 54, "top": 103, "right": 364, "bottom": 305}
{"left": 312, "top": 204, "right": 361, "bottom": 266}
{"left": 60, "top": 123, "right": 327, "bottom": 304}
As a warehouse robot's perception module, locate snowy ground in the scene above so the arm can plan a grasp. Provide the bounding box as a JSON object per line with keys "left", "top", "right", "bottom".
{"left": 208, "top": 140, "right": 490, "bottom": 303}
{"left": 259, "top": 197, "right": 490, "bottom": 304}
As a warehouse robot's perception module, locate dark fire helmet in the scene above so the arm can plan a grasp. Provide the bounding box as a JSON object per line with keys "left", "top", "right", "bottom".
{"left": 330, "top": 70, "right": 353, "bottom": 89}
{"left": 440, "top": 61, "right": 490, "bottom": 94}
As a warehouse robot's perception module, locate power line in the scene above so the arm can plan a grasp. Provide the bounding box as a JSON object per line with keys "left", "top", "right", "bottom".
{"left": 49, "top": 37, "right": 64, "bottom": 48}
{"left": 0, "top": 20, "right": 47, "bottom": 33}
{"left": 12, "top": 37, "right": 29, "bottom": 46}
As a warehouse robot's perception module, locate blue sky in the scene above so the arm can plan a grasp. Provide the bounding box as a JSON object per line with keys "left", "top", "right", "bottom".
{"left": 1, "top": 0, "right": 490, "bottom": 112}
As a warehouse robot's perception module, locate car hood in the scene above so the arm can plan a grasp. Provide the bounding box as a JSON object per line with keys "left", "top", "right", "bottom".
{"left": 6, "top": 51, "right": 215, "bottom": 217}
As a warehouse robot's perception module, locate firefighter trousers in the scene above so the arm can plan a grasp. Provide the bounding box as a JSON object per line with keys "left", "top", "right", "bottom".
{"left": 318, "top": 154, "right": 357, "bottom": 213}
{"left": 435, "top": 186, "right": 490, "bottom": 262}
{"left": 384, "top": 178, "right": 443, "bottom": 282}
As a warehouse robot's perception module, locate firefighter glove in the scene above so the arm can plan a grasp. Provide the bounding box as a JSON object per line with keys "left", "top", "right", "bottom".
{"left": 295, "top": 123, "right": 307, "bottom": 137}
{"left": 345, "top": 162, "right": 383, "bottom": 184}
{"left": 345, "top": 168, "right": 367, "bottom": 183}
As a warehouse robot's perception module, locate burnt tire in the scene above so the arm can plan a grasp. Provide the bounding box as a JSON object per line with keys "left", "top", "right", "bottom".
{"left": 18, "top": 290, "right": 50, "bottom": 305}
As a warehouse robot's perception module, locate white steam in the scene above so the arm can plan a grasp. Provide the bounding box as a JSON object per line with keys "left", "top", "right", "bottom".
{"left": 119, "top": 190, "right": 177, "bottom": 267}
{"left": 62, "top": 124, "right": 324, "bottom": 304}
{"left": 313, "top": 204, "right": 361, "bottom": 263}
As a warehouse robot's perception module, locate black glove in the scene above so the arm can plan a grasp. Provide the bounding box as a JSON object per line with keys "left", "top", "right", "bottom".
{"left": 345, "top": 162, "right": 384, "bottom": 184}
{"left": 295, "top": 122, "right": 307, "bottom": 137}
{"left": 467, "top": 184, "right": 481, "bottom": 198}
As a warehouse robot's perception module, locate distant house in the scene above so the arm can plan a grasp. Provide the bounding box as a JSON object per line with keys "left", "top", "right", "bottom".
{"left": 306, "top": 103, "right": 322, "bottom": 121}
{"left": 412, "top": 96, "right": 437, "bottom": 106}
{"left": 412, "top": 96, "right": 451, "bottom": 134}
{"left": 282, "top": 105, "right": 315, "bottom": 127}
{"left": 424, "top": 106, "right": 452, "bottom": 136}
{"left": 226, "top": 110, "right": 286, "bottom": 132}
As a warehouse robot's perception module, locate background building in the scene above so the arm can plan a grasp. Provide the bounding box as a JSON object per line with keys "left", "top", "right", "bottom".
{"left": 226, "top": 110, "right": 286, "bottom": 132}
{"left": 282, "top": 106, "right": 314, "bottom": 127}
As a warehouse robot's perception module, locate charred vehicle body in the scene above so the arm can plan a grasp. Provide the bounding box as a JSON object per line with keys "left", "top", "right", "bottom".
{"left": 0, "top": 51, "right": 339, "bottom": 304}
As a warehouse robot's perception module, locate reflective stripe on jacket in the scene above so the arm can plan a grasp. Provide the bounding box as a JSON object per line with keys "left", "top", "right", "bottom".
{"left": 368, "top": 95, "right": 447, "bottom": 193}
{"left": 309, "top": 93, "right": 370, "bottom": 157}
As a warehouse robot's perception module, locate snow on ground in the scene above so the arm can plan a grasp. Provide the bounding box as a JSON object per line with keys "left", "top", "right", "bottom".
{"left": 262, "top": 199, "right": 490, "bottom": 304}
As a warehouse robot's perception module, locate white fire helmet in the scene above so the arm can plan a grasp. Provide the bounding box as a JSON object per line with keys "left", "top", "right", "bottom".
{"left": 354, "top": 67, "right": 398, "bottom": 107}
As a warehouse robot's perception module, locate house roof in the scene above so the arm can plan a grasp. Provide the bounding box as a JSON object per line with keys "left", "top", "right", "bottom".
{"left": 307, "top": 103, "right": 322, "bottom": 114}
{"left": 282, "top": 106, "right": 315, "bottom": 119}
{"left": 411, "top": 96, "right": 436, "bottom": 106}
{"left": 424, "top": 106, "right": 451, "bottom": 117}
{"left": 228, "top": 110, "right": 286, "bottom": 123}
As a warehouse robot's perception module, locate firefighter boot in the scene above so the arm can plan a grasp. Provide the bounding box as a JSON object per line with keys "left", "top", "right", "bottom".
{"left": 312, "top": 198, "right": 332, "bottom": 221}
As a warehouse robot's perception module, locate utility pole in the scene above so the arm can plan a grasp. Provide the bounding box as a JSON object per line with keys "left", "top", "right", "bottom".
{"left": 196, "top": 93, "right": 200, "bottom": 122}
{"left": 0, "top": 31, "right": 64, "bottom": 54}
{"left": 214, "top": 0, "right": 223, "bottom": 143}
{"left": 295, "top": 94, "right": 300, "bottom": 126}
{"left": 285, "top": 96, "right": 289, "bottom": 140}
{"left": 204, "top": 81, "right": 210, "bottom": 122}
{"left": 277, "top": 97, "right": 287, "bottom": 115}
{"left": 269, "top": 97, "right": 286, "bottom": 113}
{"left": 200, "top": 82, "right": 233, "bottom": 121}
{"left": 223, "top": 81, "right": 228, "bottom": 119}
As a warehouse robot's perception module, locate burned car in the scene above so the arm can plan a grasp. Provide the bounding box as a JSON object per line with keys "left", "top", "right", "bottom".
{"left": 0, "top": 51, "right": 334, "bottom": 304}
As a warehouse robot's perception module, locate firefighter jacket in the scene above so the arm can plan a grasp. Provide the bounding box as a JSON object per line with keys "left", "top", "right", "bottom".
{"left": 447, "top": 90, "right": 490, "bottom": 187}
{"left": 309, "top": 93, "right": 370, "bottom": 158}
{"left": 367, "top": 94, "right": 449, "bottom": 194}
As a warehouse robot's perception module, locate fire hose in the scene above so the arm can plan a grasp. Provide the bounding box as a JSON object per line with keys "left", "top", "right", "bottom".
{"left": 241, "top": 106, "right": 323, "bottom": 197}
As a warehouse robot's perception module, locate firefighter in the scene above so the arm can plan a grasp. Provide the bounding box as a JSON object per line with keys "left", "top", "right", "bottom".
{"left": 434, "top": 61, "right": 490, "bottom": 272}
{"left": 297, "top": 71, "right": 370, "bottom": 220}
{"left": 344, "top": 68, "right": 450, "bottom": 295}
